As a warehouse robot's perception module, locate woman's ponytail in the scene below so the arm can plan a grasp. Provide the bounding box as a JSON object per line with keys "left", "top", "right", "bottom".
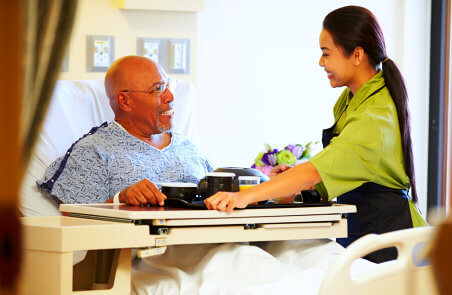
{"left": 382, "top": 59, "right": 417, "bottom": 203}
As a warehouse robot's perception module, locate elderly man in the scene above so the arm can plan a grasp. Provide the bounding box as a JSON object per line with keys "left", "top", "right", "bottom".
{"left": 38, "top": 56, "right": 213, "bottom": 205}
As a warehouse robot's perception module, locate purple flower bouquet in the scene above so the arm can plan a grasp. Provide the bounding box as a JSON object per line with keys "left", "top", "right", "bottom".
{"left": 251, "top": 142, "right": 316, "bottom": 176}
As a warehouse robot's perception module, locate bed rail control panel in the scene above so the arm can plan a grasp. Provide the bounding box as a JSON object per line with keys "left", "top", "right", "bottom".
{"left": 155, "top": 238, "right": 167, "bottom": 247}
{"left": 136, "top": 238, "right": 169, "bottom": 258}
{"left": 137, "top": 246, "right": 167, "bottom": 258}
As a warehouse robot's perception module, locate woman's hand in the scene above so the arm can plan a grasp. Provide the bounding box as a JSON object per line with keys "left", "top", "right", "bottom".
{"left": 269, "top": 164, "right": 292, "bottom": 179}
{"left": 204, "top": 191, "right": 249, "bottom": 212}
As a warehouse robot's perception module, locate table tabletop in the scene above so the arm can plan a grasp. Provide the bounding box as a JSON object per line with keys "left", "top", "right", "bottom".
{"left": 59, "top": 203, "right": 356, "bottom": 220}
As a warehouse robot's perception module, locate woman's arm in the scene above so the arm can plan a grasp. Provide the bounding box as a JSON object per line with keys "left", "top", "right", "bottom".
{"left": 204, "top": 161, "right": 321, "bottom": 212}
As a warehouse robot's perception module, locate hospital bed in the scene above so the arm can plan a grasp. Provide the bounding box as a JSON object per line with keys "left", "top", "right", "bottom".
{"left": 19, "top": 79, "right": 438, "bottom": 294}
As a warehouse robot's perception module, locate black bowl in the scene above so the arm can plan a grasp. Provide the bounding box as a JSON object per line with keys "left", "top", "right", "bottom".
{"left": 160, "top": 183, "right": 198, "bottom": 202}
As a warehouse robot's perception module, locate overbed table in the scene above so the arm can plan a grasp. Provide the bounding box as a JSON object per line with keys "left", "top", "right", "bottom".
{"left": 20, "top": 203, "right": 356, "bottom": 295}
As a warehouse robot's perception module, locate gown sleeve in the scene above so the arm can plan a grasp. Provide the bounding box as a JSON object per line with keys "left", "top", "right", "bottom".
{"left": 39, "top": 143, "right": 110, "bottom": 204}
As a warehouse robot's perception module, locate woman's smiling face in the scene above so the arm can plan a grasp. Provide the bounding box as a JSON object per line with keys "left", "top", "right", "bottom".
{"left": 318, "top": 29, "right": 356, "bottom": 90}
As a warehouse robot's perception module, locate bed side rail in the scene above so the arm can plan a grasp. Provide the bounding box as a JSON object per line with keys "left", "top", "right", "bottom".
{"left": 319, "top": 227, "right": 438, "bottom": 295}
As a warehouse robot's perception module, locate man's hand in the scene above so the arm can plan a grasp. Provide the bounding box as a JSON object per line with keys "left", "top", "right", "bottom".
{"left": 119, "top": 179, "right": 167, "bottom": 206}
{"left": 204, "top": 192, "right": 249, "bottom": 212}
{"left": 269, "top": 164, "right": 292, "bottom": 179}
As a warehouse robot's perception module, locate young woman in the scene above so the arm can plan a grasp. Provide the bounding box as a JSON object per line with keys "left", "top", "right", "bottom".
{"left": 204, "top": 6, "right": 427, "bottom": 263}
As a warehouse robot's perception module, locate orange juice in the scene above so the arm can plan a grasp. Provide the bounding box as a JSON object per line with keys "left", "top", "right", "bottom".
{"left": 239, "top": 184, "right": 257, "bottom": 191}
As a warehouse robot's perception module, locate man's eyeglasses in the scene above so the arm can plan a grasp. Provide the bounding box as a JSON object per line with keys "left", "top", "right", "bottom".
{"left": 121, "top": 79, "right": 173, "bottom": 97}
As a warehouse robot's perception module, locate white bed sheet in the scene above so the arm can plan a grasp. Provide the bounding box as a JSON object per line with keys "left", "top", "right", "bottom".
{"left": 131, "top": 239, "right": 377, "bottom": 295}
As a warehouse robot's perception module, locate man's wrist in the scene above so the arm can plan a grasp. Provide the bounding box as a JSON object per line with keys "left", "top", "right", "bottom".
{"left": 113, "top": 191, "right": 121, "bottom": 204}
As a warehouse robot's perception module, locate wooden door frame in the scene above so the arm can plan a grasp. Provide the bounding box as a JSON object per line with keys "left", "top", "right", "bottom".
{"left": 0, "top": 1, "right": 23, "bottom": 294}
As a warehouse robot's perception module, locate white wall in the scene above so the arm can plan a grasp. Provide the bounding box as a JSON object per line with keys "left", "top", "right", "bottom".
{"left": 196, "top": 0, "right": 431, "bottom": 214}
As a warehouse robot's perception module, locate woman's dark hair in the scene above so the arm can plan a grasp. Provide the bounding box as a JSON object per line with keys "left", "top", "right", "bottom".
{"left": 323, "top": 6, "right": 417, "bottom": 203}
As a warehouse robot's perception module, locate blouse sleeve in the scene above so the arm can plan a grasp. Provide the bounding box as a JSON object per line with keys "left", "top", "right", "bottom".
{"left": 309, "top": 109, "right": 383, "bottom": 200}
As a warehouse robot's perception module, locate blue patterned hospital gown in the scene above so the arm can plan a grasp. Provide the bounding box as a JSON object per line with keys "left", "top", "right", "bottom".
{"left": 38, "top": 121, "right": 214, "bottom": 204}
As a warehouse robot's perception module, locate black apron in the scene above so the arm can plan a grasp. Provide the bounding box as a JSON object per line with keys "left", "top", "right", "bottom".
{"left": 322, "top": 86, "right": 413, "bottom": 263}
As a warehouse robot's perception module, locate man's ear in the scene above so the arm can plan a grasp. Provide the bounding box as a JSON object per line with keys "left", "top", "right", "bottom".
{"left": 117, "top": 93, "right": 132, "bottom": 112}
{"left": 352, "top": 47, "right": 365, "bottom": 66}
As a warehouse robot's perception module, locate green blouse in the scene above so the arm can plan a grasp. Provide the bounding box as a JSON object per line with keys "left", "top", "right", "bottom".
{"left": 309, "top": 71, "right": 410, "bottom": 201}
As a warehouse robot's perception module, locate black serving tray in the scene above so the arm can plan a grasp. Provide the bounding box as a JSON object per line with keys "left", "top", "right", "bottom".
{"left": 163, "top": 198, "right": 332, "bottom": 210}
